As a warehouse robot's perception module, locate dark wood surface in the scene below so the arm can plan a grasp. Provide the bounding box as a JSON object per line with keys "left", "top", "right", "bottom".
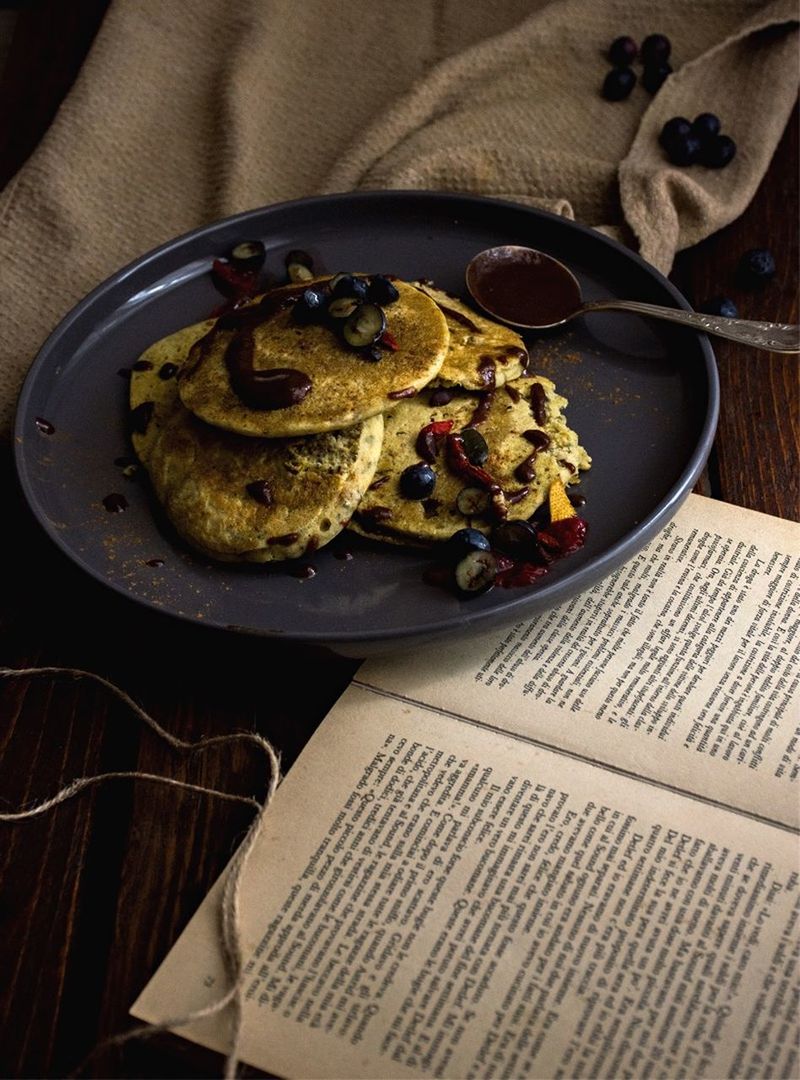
{"left": 0, "top": 4, "right": 797, "bottom": 1077}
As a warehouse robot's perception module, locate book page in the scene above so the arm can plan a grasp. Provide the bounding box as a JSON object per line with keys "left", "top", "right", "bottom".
{"left": 132, "top": 688, "right": 800, "bottom": 1079}
{"left": 360, "top": 495, "right": 800, "bottom": 828}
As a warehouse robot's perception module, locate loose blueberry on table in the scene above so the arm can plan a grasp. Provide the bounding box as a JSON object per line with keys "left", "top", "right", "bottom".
{"left": 737, "top": 248, "right": 777, "bottom": 288}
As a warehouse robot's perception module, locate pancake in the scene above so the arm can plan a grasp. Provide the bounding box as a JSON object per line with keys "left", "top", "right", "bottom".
{"left": 412, "top": 282, "right": 528, "bottom": 389}
{"left": 145, "top": 409, "right": 383, "bottom": 562}
{"left": 350, "top": 374, "right": 590, "bottom": 547}
{"left": 129, "top": 324, "right": 384, "bottom": 563}
{"left": 129, "top": 319, "right": 215, "bottom": 465}
{"left": 176, "top": 279, "right": 449, "bottom": 438}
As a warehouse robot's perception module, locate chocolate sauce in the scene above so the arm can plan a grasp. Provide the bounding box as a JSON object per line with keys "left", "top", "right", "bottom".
{"left": 246, "top": 479, "right": 274, "bottom": 507}
{"left": 159, "top": 362, "right": 179, "bottom": 380}
{"left": 226, "top": 329, "right": 312, "bottom": 411}
{"left": 102, "top": 493, "right": 128, "bottom": 513}
{"left": 268, "top": 532, "right": 300, "bottom": 546}
{"left": 369, "top": 475, "right": 390, "bottom": 491}
{"left": 569, "top": 492, "right": 587, "bottom": 508}
{"left": 504, "top": 384, "right": 521, "bottom": 404}
{"left": 355, "top": 506, "right": 394, "bottom": 534}
{"left": 471, "top": 252, "right": 581, "bottom": 326}
{"left": 467, "top": 390, "right": 495, "bottom": 428}
{"left": 422, "top": 498, "right": 441, "bottom": 518}
{"left": 557, "top": 458, "right": 577, "bottom": 473}
{"left": 145, "top": 557, "right": 165, "bottom": 567}
{"left": 465, "top": 356, "right": 497, "bottom": 428}
{"left": 133, "top": 360, "right": 153, "bottom": 372}
{"left": 514, "top": 428, "right": 550, "bottom": 483}
{"left": 522, "top": 428, "right": 551, "bottom": 450}
{"left": 388, "top": 386, "right": 417, "bottom": 400}
{"left": 515, "top": 454, "right": 539, "bottom": 484}
{"left": 208, "top": 285, "right": 314, "bottom": 410}
{"left": 505, "top": 486, "right": 530, "bottom": 505}
{"left": 529, "top": 383, "right": 548, "bottom": 426}
{"left": 34, "top": 417, "right": 55, "bottom": 435}
{"left": 435, "top": 302, "right": 483, "bottom": 333}
{"left": 477, "top": 355, "right": 497, "bottom": 388}
{"left": 129, "top": 402, "right": 154, "bottom": 434}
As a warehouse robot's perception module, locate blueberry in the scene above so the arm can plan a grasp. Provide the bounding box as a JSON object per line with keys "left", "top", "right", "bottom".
{"left": 641, "top": 33, "right": 671, "bottom": 65}
{"left": 286, "top": 249, "right": 314, "bottom": 284}
{"left": 602, "top": 67, "right": 636, "bottom": 101}
{"left": 692, "top": 113, "right": 721, "bottom": 142}
{"left": 700, "top": 297, "right": 738, "bottom": 319}
{"left": 608, "top": 36, "right": 638, "bottom": 66}
{"left": 491, "top": 519, "right": 540, "bottom": 560}
{"left": 367, "top": 275, "right": 400, "bottom": 305}
{"left": 666, "top": 132, "right": 702, "bottom": 166}
{"left": 442, "top": 527, "right": 491, "bottom": 563}
{"left": 737, "top": 248, "right": 776, "bottom": 288}
{"left": 327, "top": 296, "right": 360, "bottom": 320}
{"left": 400, "top": 462, "right": 436, "bottom": 500}
{"left": 341, "top": 303, "right": 386, "bottom": 348}
{"left": 454, "top": 550, "right": 498, "bottom": 595}
{"left": 330, "top": 273, "right": 367, "bottom": 300}
{"left": 642, "top": 62, "right": 672, "bottom": 94}
{"left": 460, "top": 427, "right": 489, "bottom": 467}
{"left": 292, "top": 287, "right": 327, "bottom": 323}
{"left": 286, "top": 249, "right": 312, "bottom": 269}
{"left": 659, "top": 116, "right": 692, "bottom": 151}
{"left": 456, "top": 487, "right": 490, "bottom": 517}
{"left": 229, "top": 240, "right": 266, "bottom": 271}
{"left": 429, "top": 387, "right": 454, "bottom": 407}
{"left": 700, "top": 134, "right": 736, "bottom": 169}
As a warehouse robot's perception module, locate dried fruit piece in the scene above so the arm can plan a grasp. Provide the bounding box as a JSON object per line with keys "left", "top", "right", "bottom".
{"left": 549, "top": 477, "right": 577, "bottom": 522}
{"left": 416, "top": 420, "right": 454, "bottom": 463}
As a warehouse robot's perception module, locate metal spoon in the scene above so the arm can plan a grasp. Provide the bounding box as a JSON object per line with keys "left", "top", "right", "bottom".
{"left": 466, "top": 245, "right": 799, "bottom": 354}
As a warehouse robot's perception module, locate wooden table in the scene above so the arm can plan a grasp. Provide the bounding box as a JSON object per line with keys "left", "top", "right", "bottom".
{"left": 1, "top": 4, "right": 797, "bottom": 1077}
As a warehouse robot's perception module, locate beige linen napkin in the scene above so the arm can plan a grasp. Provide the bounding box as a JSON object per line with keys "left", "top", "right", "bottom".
{"left": 0, "top": 0, "right": 796, "bottom": 436}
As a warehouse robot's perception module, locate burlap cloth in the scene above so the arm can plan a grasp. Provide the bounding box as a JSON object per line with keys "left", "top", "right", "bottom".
{"left": 0, "top": 0, "right": 797, "bottom": 437}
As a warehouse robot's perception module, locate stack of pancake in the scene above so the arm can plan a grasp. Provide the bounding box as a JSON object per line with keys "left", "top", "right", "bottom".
{"left": 129, "top": 276, "right": 590, "bottom": 562}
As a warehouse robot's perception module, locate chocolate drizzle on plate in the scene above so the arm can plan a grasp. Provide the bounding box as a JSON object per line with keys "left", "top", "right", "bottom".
{"left": 102, "top": 493, "right": 128, "bottom": 513}
{"left": 34, "top": 417, "right": 55, "bottom": 435}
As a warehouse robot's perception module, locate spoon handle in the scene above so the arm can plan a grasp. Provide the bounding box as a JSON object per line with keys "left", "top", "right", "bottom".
{"left": 580, "top": 299, "right": 800, "bottom": 354}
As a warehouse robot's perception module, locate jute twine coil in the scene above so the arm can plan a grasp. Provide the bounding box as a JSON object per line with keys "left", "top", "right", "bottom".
{"left": 0, "top": 665, "right": 282, "bottom": 1079}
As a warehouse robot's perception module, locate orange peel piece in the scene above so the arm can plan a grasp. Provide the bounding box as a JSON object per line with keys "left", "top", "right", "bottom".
{"left": 549, "top": 477, "right": 576, "bottom": 522}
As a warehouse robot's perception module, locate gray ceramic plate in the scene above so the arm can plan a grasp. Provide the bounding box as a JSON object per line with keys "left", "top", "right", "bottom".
{"left": 15, "top": 192, "right": 718, "bottom": 653}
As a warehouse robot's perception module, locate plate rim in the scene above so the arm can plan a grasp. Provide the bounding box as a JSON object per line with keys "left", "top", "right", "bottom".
{"left": 14, "top": 190, "right": 720, "bottom": 644}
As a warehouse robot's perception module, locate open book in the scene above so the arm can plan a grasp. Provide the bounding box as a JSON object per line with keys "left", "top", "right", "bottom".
{"left": 132, "top": 494, "right": 800, "bottom": 1079}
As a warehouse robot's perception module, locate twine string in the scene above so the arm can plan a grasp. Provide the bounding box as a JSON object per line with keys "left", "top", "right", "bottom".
{"left": 0, "top": 665, "right": 282, "bottom": 1079}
